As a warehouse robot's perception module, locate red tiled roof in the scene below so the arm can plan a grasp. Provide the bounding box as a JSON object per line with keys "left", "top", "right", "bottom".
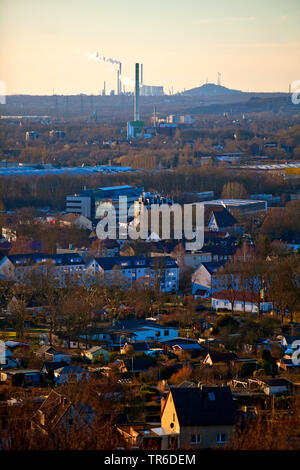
{"left": 212, "top": 290, "right": 270, "bottom": 303}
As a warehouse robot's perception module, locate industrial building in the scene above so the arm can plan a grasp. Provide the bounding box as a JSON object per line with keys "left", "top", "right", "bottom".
{"left": 166, "top": 115, "right": 193, "bottom": 124}
{"left": 140, "top": 85, "right": 164, "bottom": 96}
{"left": 201, "top": 199, "right": 267, "bottom": 215}
{"left": 127, "top": 63, "right": 144, "bottom": 139}
{"left": 66, "top": 185, "right": 144, "bottom": 221}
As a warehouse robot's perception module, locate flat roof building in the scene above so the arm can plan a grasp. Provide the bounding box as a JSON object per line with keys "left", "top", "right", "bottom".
{"left": 66, "top": 185, "right": 144, "bottom": 221}
{"left": 201, "top": 199, "right": 267, "bottom": 215}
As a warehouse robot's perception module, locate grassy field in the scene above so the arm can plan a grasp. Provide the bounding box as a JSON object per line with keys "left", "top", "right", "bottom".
{"left": 0, "top": 328, "right": 49, "bottom": 341}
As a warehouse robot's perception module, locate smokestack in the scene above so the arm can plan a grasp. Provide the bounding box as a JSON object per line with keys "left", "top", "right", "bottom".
{"left": 134, "top": 63, "right": 140, "bottom": 121}
{"left": 153, "top": 105, "right": 157, "bottom": 127}
{"left": 141, "top": 64, "right": 143, "bottom": 86}
{"left": 119, "top": 63, "right": 122, "bottom": 95}
{"left": 117, "top": 70, "right": 120, "bottom": 95}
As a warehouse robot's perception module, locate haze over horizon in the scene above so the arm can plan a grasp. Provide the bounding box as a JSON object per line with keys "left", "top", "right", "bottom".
{"left": 0, "top": 0, "right": 299, "bottom": 96}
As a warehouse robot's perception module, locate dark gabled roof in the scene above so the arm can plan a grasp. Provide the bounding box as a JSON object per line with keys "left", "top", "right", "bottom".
{"left": 129, "top": 342, "right": 150, "bottom": 352}
{"left": 170, "top": 386, "right": 235, "bottom": 426}
{"left": 94, "top": 255, "right": 177, "bottom": 271}
{"left": 205, "top": 352, "right": 238, "bottom": 363}
{"left": 201, "top": 261, "right": 226, "bottom": 274}
{"left": 36, "top": 345, "right": 57, "bottom": 355}
{"left": 124, "top": 357, "right": 154, "bottom": 372}
{"left": 55, "top": 365, "right": 87, "bottom": 375}
{"left": 210, "top": 210, "right": 237, "bottom": 228}
{"left": 205, "top": 206, "right": 237, "bottom": 228}
{"left": 202, "top": 245, "right": 237, "bottom": 256}
{"left": 42, "top": 361, "right": 68, "bottom": 372}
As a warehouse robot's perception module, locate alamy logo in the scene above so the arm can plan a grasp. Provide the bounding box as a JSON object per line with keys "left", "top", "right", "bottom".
{"left": 291, "top": 80, "right": 300, "bottom": 105}
{"left": 0, "top": 80, "right": 6, "bottom": 105}
{"left": 0, "top": 340, "right": 5, "bottom": 365}
{"left": 291, "top": 340, "right": 300, "bottom": 365}
{"left": 96, "top": 197, "right": 204, "bottom": 251}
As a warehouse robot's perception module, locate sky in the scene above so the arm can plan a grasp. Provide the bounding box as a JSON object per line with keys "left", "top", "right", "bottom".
{"left": 0, "top": 0, "right": 300, "bottom": 95}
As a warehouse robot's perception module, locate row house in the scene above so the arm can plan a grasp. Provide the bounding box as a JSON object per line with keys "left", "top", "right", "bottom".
{"left": 0, "top": 253, "right": 179, "bottom": 293}
{"left": 86, "top": 255, "right": 179, "bottom": 292}
{"left": 0, "top": 253, "right": 85, "bottom": 287}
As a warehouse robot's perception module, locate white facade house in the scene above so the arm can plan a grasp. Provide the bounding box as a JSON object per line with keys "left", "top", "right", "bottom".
{"left": 128, "top": 325, "right": 178, "bottom": 342}
{"left": 192, "top": 262, "right": 227, "bottom": 296}
{"left": 211, "top": 291, "right": 273, "bottom": 313}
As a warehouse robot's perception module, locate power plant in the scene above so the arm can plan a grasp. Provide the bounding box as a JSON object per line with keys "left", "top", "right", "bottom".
{"left": 127, "top": 63, "right": 144, "bottom": 139}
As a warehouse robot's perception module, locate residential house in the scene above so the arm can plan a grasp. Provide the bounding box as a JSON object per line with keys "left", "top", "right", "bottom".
{"left": 54, "top": 365, "right": 89, "bottom": 385}
{"left": 0, "top": 346, "right": 20, "bottom": 369}
{"left": 248, "top": 378, "right": 294, "bottom": 396}
{"left": 115, "top": 357, "right": 155, "bottom": 374}
{"left": 203, "top": 352, "right": 238, "bottom": 366}
{"left": 35, "top": 345, "right": 72, "bottom": 364}
{"left": 211, "top": 290, "right": 273, "bottom": 313}
{"left": 0, "top": 369, "right": 45, "bottom": 387}
{"left": 86, "top": 256, "right": 179, "bottom": 293}
{"left": 0, "top": 253, "right": 86, "bottom": 287}
{"left": 191, "top": 261, "right": 227, "bottom": 296}
{"left": 81, "top": 346, "right": 110, "bottom": 363}
{"left": 205, "top": 206, "right": 239, "bottom": 234}
{"left": 59, "top": 213, "right": 93, "bottom": 230}
{"left": 113, "top": 319, "right": 179, "bottom": 343}
{"left": 31, "top": 390, "right": 95, "bottom": 436}
{"left": 41, "top": 362, "right": 69, "bottom": 382}
{"left": 120, "top": 341, "right": 151, "bottom": 355}
{"left": 161, "top": 338, "right": 201, "bottom": 352}
{"left": 159, "top": 385, "right": 236, "bottom": 449}
{"left": 172, "top": 343, "right": 203, "bottom": 358}
{"left": 117, "top": 424, "right": 162, "bottom": 450}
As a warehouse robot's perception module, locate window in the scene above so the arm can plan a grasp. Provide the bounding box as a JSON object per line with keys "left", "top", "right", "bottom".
{"left": 208, "top": 392, "right": 215, "bottom": 401}
{"left": 173, "top": 413, "right": 175, "bottom": 422}
{"left": 216, "top": 433, "right": 227, "bottom": 444}
{"left": 164, "top": 330, "right": 169, "bottom": 336}
{"left": 191, "top": 434, "right": 201, "bottom": 444}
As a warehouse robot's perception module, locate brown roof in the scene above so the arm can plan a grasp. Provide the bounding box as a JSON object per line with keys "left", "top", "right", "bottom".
{"left": 212, "top": 290, "right": 270, "bottom": 303}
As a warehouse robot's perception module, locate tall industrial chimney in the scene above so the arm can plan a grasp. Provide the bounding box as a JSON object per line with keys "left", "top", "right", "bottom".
{"left": 141, "top": 64, "right": 143, "bottom": 86}
{"left": 117, "top": 70, "right": 120, "bottom": 95}
{"left": 134, "top": 63, "right": 140, "bottom": 121}
{"left": 119, "top": 63, "right": 122, "bottom": 95}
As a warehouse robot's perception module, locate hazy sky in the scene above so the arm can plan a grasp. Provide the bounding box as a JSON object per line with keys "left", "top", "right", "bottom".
{"left": 0, "top": 0, "right": 299, "bottom": 95}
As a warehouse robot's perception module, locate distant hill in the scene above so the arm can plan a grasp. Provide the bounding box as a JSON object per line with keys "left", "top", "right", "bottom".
{"left": 182, "top": 83, "right": 243, "bottom": 97}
